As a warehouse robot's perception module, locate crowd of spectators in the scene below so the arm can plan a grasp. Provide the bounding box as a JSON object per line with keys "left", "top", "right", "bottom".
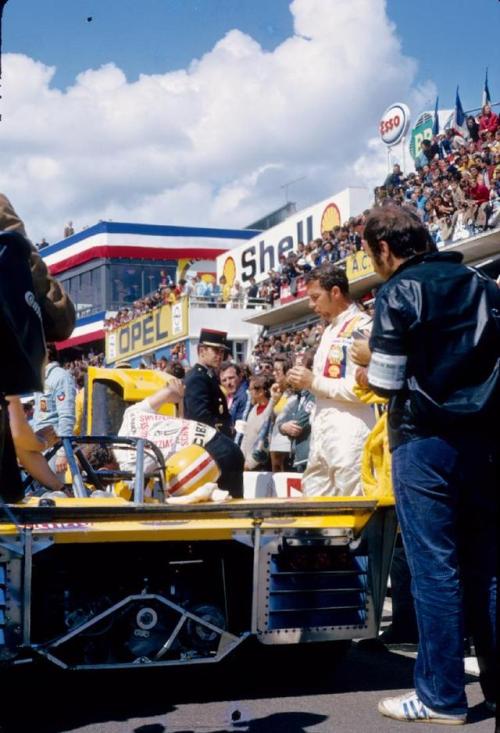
{"left": 377, "top": 106, "right": 500, "bottom": 245}
{"left": 99, "top": 112, "right": 498, "bottom": 332}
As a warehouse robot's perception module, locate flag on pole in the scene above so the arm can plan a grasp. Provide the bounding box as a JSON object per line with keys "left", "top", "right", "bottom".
{"left": 482, "top": 69, "right": 491, "bottom": 107}
{"left": 432, "top": 96, "right": 439, "bottom": 136}
{"left": 455, "top": 87, "right": 465, "bottom": 128}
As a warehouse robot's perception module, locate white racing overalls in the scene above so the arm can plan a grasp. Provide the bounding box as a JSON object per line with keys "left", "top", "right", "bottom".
{"left": 302, "top": 303, "right": 375, "bottom": 496}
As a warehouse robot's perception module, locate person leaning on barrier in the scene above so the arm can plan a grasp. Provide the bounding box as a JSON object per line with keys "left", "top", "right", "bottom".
{"left": 360, "top": 204, "right": 498, "bottom": 725}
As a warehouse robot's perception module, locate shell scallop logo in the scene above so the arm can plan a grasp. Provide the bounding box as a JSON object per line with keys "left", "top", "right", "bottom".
{"left": 222, "top": 256, "right": 236, "bottom": 287}
{"left": 320, "top": 203, "right": 341, "bottom": 235}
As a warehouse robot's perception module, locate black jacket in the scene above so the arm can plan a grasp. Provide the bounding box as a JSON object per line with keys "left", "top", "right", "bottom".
{"left": 183, "top": 363, "right": 233, "bottom": 438}
{"left": 368, "top": 251, "right": 500, "bottom": 450}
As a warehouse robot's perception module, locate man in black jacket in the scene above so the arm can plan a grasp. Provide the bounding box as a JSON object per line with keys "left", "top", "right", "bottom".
{"left": 184, "top": 329, "right": 232, "bottom": 436}
{"left": 184, "top": 329, "right": 244, "bottom": 496}
{"left": 360, "top": 205, "right": 498, "bottom": 725}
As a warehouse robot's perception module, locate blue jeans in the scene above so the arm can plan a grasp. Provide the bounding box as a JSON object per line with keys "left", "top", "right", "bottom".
{"left": 392, "top": 435, "right": 497, "bottom": 715}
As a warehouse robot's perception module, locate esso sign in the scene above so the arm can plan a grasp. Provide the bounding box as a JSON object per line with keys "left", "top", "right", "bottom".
{"left": 379, "top": 103, "right": 410, "bottom": 146}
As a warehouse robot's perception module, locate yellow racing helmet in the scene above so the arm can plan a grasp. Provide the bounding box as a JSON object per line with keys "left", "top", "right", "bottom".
{"left": 164, "top": 444, "right": 220, "bottom": 497}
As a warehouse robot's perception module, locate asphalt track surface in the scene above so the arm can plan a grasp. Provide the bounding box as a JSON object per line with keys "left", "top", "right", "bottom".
{"left": 0, "top": 639, "right": 495, "bottom": 733}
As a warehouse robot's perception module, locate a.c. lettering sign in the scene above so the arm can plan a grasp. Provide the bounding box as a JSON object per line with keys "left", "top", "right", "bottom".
{"left": 345, "top": 250, "right": 374, "bottom": 282}
{"left": 379, "top": 103, "right": 411, "bottom": 147}
{"left": 106, "top": 298, "right": 189, "bottom": 362}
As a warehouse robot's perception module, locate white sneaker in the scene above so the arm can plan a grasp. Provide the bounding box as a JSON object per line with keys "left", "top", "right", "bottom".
{"left": 378, "top": 691, "right": 466, "bottom": 725}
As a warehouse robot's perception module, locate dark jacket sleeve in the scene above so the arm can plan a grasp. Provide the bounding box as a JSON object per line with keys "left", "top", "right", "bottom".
{"left": 368, "top": 283, "right": 414, "bottom": 397}
{"left": 293, "top": 391, "right": 315, "bottom": 434}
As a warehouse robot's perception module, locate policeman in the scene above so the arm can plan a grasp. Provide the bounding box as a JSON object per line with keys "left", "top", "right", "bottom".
{"left": 184, "top": 329, "right": 244, "bottom": 496}
{"left": 184, "top": 329, "right": 233, "bottom": 437}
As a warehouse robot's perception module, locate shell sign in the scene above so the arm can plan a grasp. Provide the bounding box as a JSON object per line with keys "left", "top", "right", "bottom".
{"left": 216, "top": 187, "right": 371, "bottom": 287}
{"left": 320, "top": 203, "right": 341, "bottom": 234}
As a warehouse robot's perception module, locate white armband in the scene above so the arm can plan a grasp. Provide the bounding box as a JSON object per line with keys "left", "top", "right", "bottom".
{"left": 368, "top": 351, "right": 407, "bottom": 391}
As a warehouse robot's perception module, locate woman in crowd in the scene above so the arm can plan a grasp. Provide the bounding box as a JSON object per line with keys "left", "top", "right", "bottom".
{"left": 240, "top": 375, "right": 275, "bottom": 471}
{"left": 478, "top": 102, "right": 499, "bottom": 140}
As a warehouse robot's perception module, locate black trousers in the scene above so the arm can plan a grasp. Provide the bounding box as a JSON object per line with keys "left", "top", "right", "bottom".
{"left": 206, "top": 432, "right": 244, "bottom": 498}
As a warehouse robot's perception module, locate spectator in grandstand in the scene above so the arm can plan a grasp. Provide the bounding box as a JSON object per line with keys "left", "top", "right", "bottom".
{"left": 220, "top": 361, "right": 248, "bottom": 424}
{"left": 415, "top": 138, "right": 439, "bottom": 170}
{"left": 218, "top": 274, "right": 231, "bottom": 304}
{"left": 161, "top": 286, "right": 176, "bottom": 305}
{"left": 287, "top": 264, "right": 374, "bottom": 496}
{"left": 230, "top": 280, "right": 245, "bottom": 308}
{"left": 465, "top": 115, "right": 481, "bottom": 144}
{"left": 276, "top": 351, "right": 315, "bottom": 473}
{"left": 210, "top": 277, "right": 222, "bottom": 306}
{"left": 63, "top": 221, "right": 74, "bottom": 238}
{"left": 384, "top": 163, "right": 404, "bottom": 189}
{"left": 193, "top": 275, "right": 208, "bottom": 301}
{"left": 478, "top": 102, "right": 499, "bottom": 140}
{"left": 245, "top": 276, "right": 260, "bottom": 307}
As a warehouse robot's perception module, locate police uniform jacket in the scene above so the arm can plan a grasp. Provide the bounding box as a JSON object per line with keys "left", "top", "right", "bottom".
{"left": 368, "top": 251, "right": 500, "bottom": 450}
{"left": 184, "top": 363, "right": 233, "bottom": 438}
{"left": 33, "top": 362, "right": 77, "bottom": 436}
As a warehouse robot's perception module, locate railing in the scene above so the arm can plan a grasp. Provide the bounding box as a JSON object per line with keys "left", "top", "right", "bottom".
{"left": 188, "top": 295, "right": 271, "bottom": 309}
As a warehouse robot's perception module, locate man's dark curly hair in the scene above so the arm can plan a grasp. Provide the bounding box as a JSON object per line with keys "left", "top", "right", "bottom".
{"left": 363, "top": 205, "right": 434, "bottom": 261}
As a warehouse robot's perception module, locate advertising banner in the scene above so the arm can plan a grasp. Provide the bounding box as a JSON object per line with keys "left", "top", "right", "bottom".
{"left": 379, "top": 103, "right": 411, "bottom": 147}
{"left": 409, "top": 111, "right": 434, "bottom": 160}
{"left": 345, "top": 250, "right": 375, "bottom": 282}
{"left": 216, "top": 187, "right": 370, "bottom": 287}
{"left": 106, "top": 297, "right": 189, "bottom": 363}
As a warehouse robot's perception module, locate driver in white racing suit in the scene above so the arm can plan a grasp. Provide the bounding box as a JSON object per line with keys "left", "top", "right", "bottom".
{"left": 287, "top": 263, "right": 374, "bottom": 496}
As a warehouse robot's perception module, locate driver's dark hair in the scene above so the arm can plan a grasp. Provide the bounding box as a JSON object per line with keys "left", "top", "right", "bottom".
{"left": 363, "top": 205, "right": 433, "bottom": 260}
{"left": 304, "top": 262, "right": 349, "bottom": 296}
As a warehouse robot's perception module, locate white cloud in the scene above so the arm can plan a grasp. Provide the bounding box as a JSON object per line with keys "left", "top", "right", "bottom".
{"left": 0, "top": 0, "right": 424, "bottom": 243}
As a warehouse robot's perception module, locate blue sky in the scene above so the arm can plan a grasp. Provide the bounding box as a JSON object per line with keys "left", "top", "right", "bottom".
{"left": 4, "top": 0, "right": 498, "bottom": 110}
{"left": 0, "top": 0, "right": 498, "bottom": 242}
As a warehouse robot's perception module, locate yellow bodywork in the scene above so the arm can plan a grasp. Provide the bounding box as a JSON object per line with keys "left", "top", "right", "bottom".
{"left": 85, "top": 366, "right": 177, "bottom": 433}
{"left": 0, "top": 496, "right": 378, "bottom": 542}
